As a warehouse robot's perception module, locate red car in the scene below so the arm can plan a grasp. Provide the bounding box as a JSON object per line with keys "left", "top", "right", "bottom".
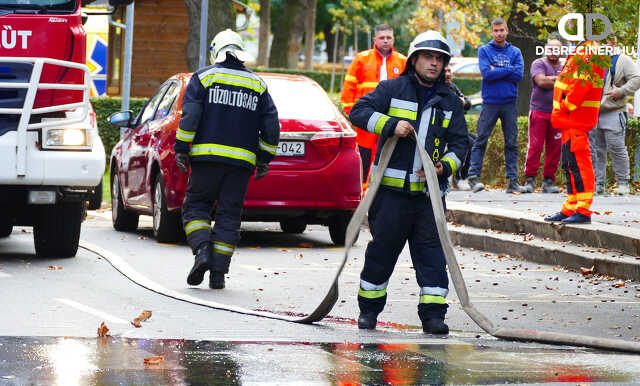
{"left": 109, "top": 73, "right": 362, "bottom": 245}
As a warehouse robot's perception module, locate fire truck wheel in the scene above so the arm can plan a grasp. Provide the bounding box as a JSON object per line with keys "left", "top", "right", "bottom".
{"left": 34, "top": 201, "right": 83, "bottom": 258}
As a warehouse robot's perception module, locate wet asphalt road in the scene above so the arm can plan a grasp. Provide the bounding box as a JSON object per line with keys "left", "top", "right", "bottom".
{"left": 1, "top": 211, "right": 640, "bottom": 384}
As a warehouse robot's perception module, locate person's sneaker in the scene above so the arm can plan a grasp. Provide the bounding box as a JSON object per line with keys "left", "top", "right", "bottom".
{"left": 467, "top": 175, "right": 484, "bottom": 193}
{"left": 544, "top": 212, "right": 569, "bottom": 222}
{"left": 357, "top": 313, "right": 378, "bottom": 329}
{"left": 542, "top": 178, "right": 560, "bottom": 193}
{"left": 616, "top": 181, "right": 630, "bottom": 195}
{"left": 596, "top": 183, "right": 606, "bottom": 195}
{"left": 187, "top": 243, "right": 212, "bottom": 286}
{"left": 209, "top": 271, "right": 225, "bottom": 289}
{"left": 422, "top": 318, "right": 449, "bottom": 335}
{"left": 506, "top": 178, "right": 527, "bottom": 194}
{"left": 524, "top": 177, "right": 535, "bottom": 193}
{"left": 562, "top": 212, "right": 591, "bottom": 224}
{"left": 456, "top": 179, "right": 471, "bottom": 191}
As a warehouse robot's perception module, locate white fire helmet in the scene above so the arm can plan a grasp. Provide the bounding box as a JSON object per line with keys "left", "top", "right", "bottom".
{"left": 209, "top": 29, "right": 254, "bottom": 64}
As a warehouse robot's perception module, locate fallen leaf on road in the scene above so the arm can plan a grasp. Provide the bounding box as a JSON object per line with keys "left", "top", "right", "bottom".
{"left": 604, "top": 211, "right": 613, "bottom": 215}
{"left": 138, "top": 236, "right": 146, "bottom": 240}
{"left": 143, "top": 356, "right": 164, "bottom": 365}
{"left": 48, "top": 265, "right": 62, "bottom": 270}
{"left": 613, "top": 281, "right": 626, "bottom": 288}
{"left": 131, "top": 310, "right": 152, "bottom": 328}
{"left": 299, "top": 242, "right": 313, "bottom": 248}
{"left": 97, "top": 321, "right": 109, "bottom": 337}
{"left": 581, "top": 266, "right": 595, "bottom": 276}
{"left": 280, "top": 249, "right": 288, "bottom": 252}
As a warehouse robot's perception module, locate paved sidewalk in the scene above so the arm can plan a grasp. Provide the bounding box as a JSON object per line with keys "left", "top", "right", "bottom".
{"left": 448, "top": 190, "right": 640, "bottom": 230}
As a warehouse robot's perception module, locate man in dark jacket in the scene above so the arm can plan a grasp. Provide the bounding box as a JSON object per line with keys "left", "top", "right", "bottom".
{"left": 349, "top": 30, "right": 468, "bottom": 334}
{"left": 467, "top": 18, "right": 526, "bottom": 194}
{"left": 174, "top": 29, "right": 280, "bottom": 289}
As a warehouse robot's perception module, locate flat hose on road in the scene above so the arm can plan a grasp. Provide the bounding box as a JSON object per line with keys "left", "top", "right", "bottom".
{"left": 82, "top": 133, "right": 640, "bottom": 353}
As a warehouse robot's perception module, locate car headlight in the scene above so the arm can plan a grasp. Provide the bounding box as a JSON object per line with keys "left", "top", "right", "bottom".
{"left": 43, "top": 128, "right": 92, "bottom": 150}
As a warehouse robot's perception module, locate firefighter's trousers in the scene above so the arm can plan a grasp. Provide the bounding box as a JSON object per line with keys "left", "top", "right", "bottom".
{"left": 561, "top": 129, "right": 595, "bottom": 217}
{"left": 358, "top": 188, "right": 449, "bottom": 321}
{"left": 182, "top": 162, "right": 251, "bottom": 273}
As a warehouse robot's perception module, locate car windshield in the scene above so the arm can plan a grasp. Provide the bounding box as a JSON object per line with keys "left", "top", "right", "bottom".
{"left": 0, "top": 0, "right": 76, "bottom": 12}
{"left": 263, "top": 77, "right": 337, "bottom": 121}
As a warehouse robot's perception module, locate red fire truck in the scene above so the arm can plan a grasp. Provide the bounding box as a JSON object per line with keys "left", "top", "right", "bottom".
{"left": 0, "top": 0, "right": 107, "bottom": 257}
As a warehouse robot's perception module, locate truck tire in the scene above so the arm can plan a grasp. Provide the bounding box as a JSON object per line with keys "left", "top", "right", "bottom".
{"left": 0, "top": 220, "right": 12, "bottom": 238}
{"left": 111, "top": 170, "right": 139, "bottom": 232}
{"left": 152, "top": 175, "right": 185, "bottom": 243}
{"left": 34, "top": 201, "right": 83, "bottom": 258}
{"left": 280, "top": 218, "right": 306, "bottom": 234}
{"left": 87, "top": 180, "right": 103, "bottom": 210}
{"left": 329, "top": 212, "right": 358, "bottom": 246}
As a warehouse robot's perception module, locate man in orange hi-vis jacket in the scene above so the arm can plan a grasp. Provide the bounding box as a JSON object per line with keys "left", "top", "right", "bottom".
{"left": 341, "top": 24, "right": 407, "bottom": 190}
{"left": 545, "top": 41, "right": 605, "bottom": 224}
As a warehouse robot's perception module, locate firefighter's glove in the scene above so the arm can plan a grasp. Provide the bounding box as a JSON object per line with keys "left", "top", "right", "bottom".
{"left": 176, "top": 152, "right": 190, "bottom": 173}
{"left": 255, "top": 162, "right": 269, "bottom": 180}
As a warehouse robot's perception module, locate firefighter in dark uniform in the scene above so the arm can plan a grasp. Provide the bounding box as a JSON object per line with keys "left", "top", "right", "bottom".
{"left": 174, "top": 29, "right": 280, "bottom": 289}
{"left": 349, "top": 31, "right": 468, "bottom": 334}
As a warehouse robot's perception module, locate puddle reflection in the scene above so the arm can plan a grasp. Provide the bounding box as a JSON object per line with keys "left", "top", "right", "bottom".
{"left": 0, "top": 336, "right": 639, "bottom": 384}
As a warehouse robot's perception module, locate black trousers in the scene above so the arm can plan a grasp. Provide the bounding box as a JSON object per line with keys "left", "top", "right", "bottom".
{"left": 182, "top": 162, "right": 251, "bottom": 273}
{"left": 358, "top": 188, "right": 449, "bottom": 320}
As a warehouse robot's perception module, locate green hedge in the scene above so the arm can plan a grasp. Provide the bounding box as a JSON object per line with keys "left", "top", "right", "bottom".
{"left": 92, "top": 97, "right": 147, "bottom": 163}
{"left": 251, "top": 67, "right": 482, "bottom": 96}
{"left": 465, "top": 115, "right": 640, "bottom": 190}
{"left": 251, "top": 67, "right": 345, "bottom": 91}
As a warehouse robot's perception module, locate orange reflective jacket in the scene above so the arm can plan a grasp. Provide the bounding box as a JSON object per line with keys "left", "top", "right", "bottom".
{"left": 341, "top": 48, "right": 407, "bottom": 149}
{"left": 551, "top": 42, "right": 605, "bottom": 132}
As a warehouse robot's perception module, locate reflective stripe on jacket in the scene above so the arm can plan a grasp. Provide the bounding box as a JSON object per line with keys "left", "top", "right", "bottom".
{"left": 349, "top": 72, "right": 468, "bottom": 195}
{"left": 175, "top": 61, "right": 280, "bottom": 170}
{"left": 340, "top": 48, "right": 407, "bottom": 149}
{"left": 551, "top": 43, "right": 605, "bottom": 132}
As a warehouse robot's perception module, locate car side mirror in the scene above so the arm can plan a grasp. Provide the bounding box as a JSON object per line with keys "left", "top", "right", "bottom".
{"left": 109, "top": 110, "right": 133, "bottom": 128}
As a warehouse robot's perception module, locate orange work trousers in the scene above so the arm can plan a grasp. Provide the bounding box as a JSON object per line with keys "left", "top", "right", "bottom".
{"left": 560, "top": 128, "right": 595, "bottom": 217}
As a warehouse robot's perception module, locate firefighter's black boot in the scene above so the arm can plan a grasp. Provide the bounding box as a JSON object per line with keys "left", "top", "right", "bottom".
{"left": 187, "top": 243, "right": 212, "bottom": 286}
{"left": 357, "top": 313, "right": 378, "bottom": 329}
{"left": 419, "top": 303, "right": 449, "bottom": 335}
{"left": 209, "top": 272, "right": 225, "bottom": 289}
{"left": 422, "top": 318, "right": 449, "bottom": 335}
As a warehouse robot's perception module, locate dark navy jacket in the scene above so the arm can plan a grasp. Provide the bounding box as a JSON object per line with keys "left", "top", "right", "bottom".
{"left": 174, "top": 60, "right": 280, "bottom": 170}
{"left": 349, "top": 70, "right": 468, "bottom": 195}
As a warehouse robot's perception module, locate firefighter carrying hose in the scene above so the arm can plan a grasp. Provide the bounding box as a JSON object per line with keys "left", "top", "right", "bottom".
{"left": 545, "top": 41, "right": 604, "bottom": 224}
{"left": 349, "top": 31, "right": 468, "bottom": 334}
{"left": 174, "top": 29, "right": 280, "bottom": 289}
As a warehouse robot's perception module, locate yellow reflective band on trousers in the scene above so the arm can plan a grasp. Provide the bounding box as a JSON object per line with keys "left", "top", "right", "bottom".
{"left": 381, "top": 176, "right": 405, "bottom": 188}
{"left": 259, "top": 138, "right": 277, "bottom": 155}
{"left": 358, "top": 288, "right": 387, "bottom": 299}
{"left": 176, "top": 128, "right": 196, "bottom": 143}
{"left": 344, "top": 75, "right": 357, "bottom": 83}
{"left": 388, "top": 107, "right": 417, "bottom": 121}
{"left": 213, "top": 241, "right": 235, "bottom": 256}
{"left": 441, "top": 156, "right": 458, "bottom": 175}
{"left": 200, "top": 72, "right": 265, "bottom": 94}
{"left": 419, "top": 295, "right": 446, "bottom": 304}
{"left": 184, "top": 220, "right": 210, "bottom": 235}
{"left": 191, "top": 143, "right": 257, "bottom": 166}
{"left": 357, "top": 81, "right": 379, "bottom": 89}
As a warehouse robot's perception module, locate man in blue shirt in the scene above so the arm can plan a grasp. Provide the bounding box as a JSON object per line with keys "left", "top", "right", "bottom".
{"left": 467, "top": 18, "right": 526, "bottom": 194}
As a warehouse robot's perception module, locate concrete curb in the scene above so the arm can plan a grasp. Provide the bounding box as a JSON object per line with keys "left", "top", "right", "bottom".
{"left": 449, "top": 225, "right": 640, "bottom": 281}
{"left": 446, "top": 202, "right": 640, "bottom": 257}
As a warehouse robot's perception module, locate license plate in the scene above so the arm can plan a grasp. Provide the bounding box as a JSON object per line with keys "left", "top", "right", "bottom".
{"left": 276, "top": 141, "right": 305, "bottom": 156}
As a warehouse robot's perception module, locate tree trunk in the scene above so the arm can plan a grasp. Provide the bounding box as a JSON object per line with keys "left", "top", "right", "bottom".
{"left": 324, "top": 25, "right": 345, "bottom": 64}
{"left": 184, "top": 0, "right": 234, "bottom": 72}
{"left": 304, "top": 0, "right": 317, "bottom": 70}
{"left": 507, "top": 0, "right": 543, "bottom": 117}
{"left": 269, "top": 0, "right": 308, "bottom": 68}
{"left": 257, "top": 0, "right": 270, "bottom": 67}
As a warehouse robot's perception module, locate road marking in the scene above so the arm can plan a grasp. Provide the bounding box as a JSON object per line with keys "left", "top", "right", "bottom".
{"left": 0, "top": 272, "right": 11, "bottom": 278}
{"left": 56, "top": 298, "right": 129, "bottom": 324}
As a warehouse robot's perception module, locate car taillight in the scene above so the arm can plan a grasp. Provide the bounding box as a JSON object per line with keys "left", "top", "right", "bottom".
{"left": 340, "top": 130, "right": 357, "bottom": 148}
{"left": 310, "top": 131, "right": 342, "bottom": 147}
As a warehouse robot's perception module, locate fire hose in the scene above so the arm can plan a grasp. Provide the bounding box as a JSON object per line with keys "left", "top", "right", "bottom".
{"left": 81, "top": 132, "right": 640, "bottom": 353}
